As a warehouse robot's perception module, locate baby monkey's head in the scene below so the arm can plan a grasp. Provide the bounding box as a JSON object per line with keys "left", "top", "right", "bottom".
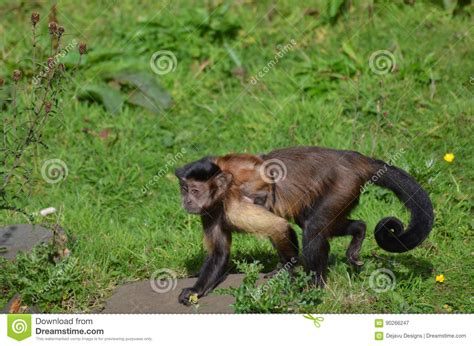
{"left": 175, "top": 157, "right": 232, "bottom": 215}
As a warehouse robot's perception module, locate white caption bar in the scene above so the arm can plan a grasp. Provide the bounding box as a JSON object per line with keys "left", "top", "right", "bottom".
{"left": 1, "top": 314, "right": 471, "bottom": 345}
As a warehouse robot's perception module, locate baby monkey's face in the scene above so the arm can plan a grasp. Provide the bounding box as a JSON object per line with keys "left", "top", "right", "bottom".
{"left": 178, "top": 179, "right": 214, "bottom": 214}
{"left": 178, "top": 171, "right": 233, "bottom": 215}
{"left": 239, "top": 181, "right": 270, "bottom": 207}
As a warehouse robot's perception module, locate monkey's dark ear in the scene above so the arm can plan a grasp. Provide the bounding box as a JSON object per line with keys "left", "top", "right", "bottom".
{"left": 214, "top": 171, "right": 232, "bottom": 190}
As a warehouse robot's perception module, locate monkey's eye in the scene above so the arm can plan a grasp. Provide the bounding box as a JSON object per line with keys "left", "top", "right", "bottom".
{"left": 190, "top": 188, "right": 199, "bottom": 195}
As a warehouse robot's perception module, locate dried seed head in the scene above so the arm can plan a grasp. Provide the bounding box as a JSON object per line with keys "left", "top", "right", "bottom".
{"left": 45, "top": 101, "right": 52, "bottom": 114}
{"left": 79, "top": 42, "right": 87, "bottom": 55}
{"left": 0, "top": 78, "right": 4, "bottom": 87}
{"left": 31, "top": 12, "right": 40, "bottom": 27}
{"left": 12, "top": 70, "right": 22, "bottom": 82}
{"left": 48, "top": 21, "right": 57, "bottom": 36}
{"left": 57, "top": 26, "right": 65, "bottom": 37}
{"left": 47, "top": 57, "right": 55, "bottom": 69}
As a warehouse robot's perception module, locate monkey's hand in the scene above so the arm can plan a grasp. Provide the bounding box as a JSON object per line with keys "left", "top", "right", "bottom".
{"left": 178, "top": 287, "right": 199, "bottom": 306}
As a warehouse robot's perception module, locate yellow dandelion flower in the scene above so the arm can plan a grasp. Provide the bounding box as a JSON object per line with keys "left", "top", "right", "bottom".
{"left": 436, "top": 274, "right": 444, "bottom": 283}
{"left": 443, "top": 304, "right": 453, "bottom": 312}
{"left": 189, "top": 293, "right": 199, "bottom": 305}
{"left": 443, "top": 153, "right": 455, "bottom": 163}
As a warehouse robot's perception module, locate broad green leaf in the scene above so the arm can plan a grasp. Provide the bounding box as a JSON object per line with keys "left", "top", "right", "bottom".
{"left": 77, "top": 84, "right": 124, "bottom": 115}
{"left": 127, "top": 90, "right": 164, "bottom": 114}
{"left": 111, "top": 71, "right": 172, "bottom": 114}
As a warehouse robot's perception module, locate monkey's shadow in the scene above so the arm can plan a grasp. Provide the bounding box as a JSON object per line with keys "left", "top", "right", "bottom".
{"left": 333, "top": 253, "right": 434, "bottom": 281}
{"left": 184, "top": 250, "right": 433, "bottom": 282}
{"left": 184, "top": 249, "right": 281, "bottom": 275}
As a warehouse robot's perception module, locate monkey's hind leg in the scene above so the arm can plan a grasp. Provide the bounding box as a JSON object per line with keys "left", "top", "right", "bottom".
{"left": 297, "top": 198, "right": 338, "bottom": 288}
{"left": 332, "top": 219, "right": 366, "bottom": 267}
{"left": 265, "top": 227, "right": 299, "bottom": 278}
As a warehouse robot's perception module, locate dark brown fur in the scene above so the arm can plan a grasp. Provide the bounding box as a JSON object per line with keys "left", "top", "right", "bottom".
{"left": 262, "top": 147, "right": 374, "bottom": 218}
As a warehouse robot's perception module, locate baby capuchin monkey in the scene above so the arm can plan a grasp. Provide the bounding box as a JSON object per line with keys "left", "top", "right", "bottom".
{"left": 175, "top": 147, "right": 433, "bottom": 306}
{"left": 215, "top": 154, "right": 299, "bottom": 269}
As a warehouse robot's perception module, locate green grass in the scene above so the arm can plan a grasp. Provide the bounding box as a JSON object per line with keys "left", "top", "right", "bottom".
{"left": 0, "top": 0, "right": 472, "bottom": 313}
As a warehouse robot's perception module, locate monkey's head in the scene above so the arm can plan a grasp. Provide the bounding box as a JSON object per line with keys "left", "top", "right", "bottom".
{"left": 175, "top": 157, "right": 232, "bottom": 215}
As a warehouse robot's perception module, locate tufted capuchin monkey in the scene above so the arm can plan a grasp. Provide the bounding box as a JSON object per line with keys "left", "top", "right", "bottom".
{"left": 175, "top": 146, "right": 433, "bottom": 305}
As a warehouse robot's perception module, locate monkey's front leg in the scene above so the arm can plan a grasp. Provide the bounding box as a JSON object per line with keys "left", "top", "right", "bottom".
{"left": 178, "top": 217, "right": 231, "bottom": 306}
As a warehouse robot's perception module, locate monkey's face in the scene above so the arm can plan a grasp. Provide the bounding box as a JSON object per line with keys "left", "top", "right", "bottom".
{"left": 178, "top": 180, "right": 214, "bottom": 214}
{"left": 175, "top": 157, "right": 233, "bottom": 215}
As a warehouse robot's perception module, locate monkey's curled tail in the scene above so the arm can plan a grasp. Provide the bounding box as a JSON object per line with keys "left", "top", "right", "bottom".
{"left": 370, "top": 160, "right": 434, "bottom": 253}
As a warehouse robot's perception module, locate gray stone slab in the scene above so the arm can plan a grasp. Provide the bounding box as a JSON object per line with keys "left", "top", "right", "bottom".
{"left": 103, "top": 274, "right": 267, "bottom": 314}
{"left": 0, "top": 224, "right": 53, "bottom": 260}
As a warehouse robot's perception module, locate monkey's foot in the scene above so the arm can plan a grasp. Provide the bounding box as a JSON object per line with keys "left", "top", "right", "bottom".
{"left": 346, "top": 251, "right": 364, "bottom": 267}
{"left": 348, "top": 257, "right": 364, "bottom": 267}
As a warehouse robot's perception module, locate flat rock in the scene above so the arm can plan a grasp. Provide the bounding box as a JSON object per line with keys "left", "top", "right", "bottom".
{"left": 103, "top": 274, "right": 267, "bottom": 314}
{"left": 0, "top": 224, "right": 53, "bottom": 260}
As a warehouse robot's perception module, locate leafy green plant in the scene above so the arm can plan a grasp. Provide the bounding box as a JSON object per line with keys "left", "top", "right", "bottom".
{"left": 218, "top": 261, "right": 324, "bottom": 313}
{"left": 0, "top": 244, "right": 99, "bottom": 312}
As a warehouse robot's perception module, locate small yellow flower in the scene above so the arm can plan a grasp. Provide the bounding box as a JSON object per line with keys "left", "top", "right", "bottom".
{"left": 188, "top": 293, "right": 199, "bottom": 305}
{"left": 443, "top": 153, "right": 455, "bottom": 163}
{"left": 436, "top": 274, "right": 445, "bottom": 283}
{"left": 443, "top": 304, "right": 453, "bottom": 312}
